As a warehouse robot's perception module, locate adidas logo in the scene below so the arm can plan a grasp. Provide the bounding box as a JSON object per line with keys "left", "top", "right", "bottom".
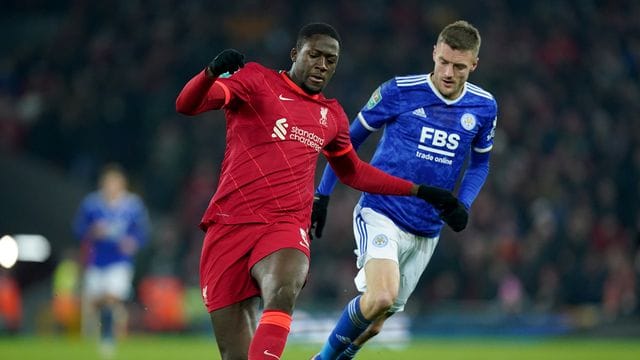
{"left": 271, "top": 118, "right": 288, "bottom": 140}
{"left": 336, "top": 334, "right": 352, "bottom": 344}
{"left": 412, "top": 107, "right": 426, "bottom": 118}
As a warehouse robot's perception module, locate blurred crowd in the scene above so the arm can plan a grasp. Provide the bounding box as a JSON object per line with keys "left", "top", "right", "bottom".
{"left": 1, "top": 0, "right": 639, "bottom": 322}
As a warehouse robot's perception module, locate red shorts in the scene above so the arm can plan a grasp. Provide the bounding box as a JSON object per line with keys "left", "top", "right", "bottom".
{"left": 199, "top": 222, "right": 311, "bottom": 312}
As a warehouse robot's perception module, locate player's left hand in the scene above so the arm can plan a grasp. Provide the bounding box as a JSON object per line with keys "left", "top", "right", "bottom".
{"left": 310, "top": 194, "right": 330, "bottom": 239}
{"left": 439, "top": 200, "right": 468, "bottom": 232}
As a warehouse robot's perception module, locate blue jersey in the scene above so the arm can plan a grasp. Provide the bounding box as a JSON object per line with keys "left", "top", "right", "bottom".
{"left": 73, "top": 191, "right": 149, "bottom": 267}
{"left": 317, "top": 74, "right": 497, "bottom": 236}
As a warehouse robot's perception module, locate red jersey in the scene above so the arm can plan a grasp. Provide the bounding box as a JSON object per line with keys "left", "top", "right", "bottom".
{"left": 196, "top": 62, "right": 352, "bottom": 227}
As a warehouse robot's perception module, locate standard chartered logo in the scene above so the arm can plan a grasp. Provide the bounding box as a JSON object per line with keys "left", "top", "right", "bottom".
{"left": 271, "top": 118, "right": 289, "bottom": 140}
{"left": 271, "top": 118, "right": 324, "bottom": 152}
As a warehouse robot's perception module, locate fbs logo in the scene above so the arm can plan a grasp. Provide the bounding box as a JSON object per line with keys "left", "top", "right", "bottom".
{"left": 271, "top": 118, "right": 288, "bottom": 140}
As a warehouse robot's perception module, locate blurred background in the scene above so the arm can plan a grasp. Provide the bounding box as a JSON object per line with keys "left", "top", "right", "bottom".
{"left": 1, "top": 0, "right": 639, "bottom": 342}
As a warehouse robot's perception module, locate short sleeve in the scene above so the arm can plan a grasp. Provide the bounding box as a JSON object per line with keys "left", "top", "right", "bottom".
{"left": 357, "top": 79, "right": 403, "bottom": 131}
{"left": 322, "top": 106, "right": 353, "bottom": 157}
{"left": 473, "top": 101, "right": 498, "bottom": 153}
{"left": 215, "top": 62, "right": 264, "bottom": 105}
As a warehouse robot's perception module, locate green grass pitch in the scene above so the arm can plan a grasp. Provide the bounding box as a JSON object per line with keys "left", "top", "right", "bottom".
{"left": 1, "top": 335, "right": 639, "bottom": 359}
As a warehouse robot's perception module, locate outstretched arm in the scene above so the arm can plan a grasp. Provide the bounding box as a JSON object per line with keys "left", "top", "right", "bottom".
{"left": 175, "top": 49, "right": 245, "bottom": 115}
{"left": 321, "top": 148, "right": 468, "bottom": 232}
{"left": 175, "top": 71, "right": 225, "bottom": 115}
{"left": 311, "top": 120, "right": 376, "bottom": 238}
{"left": 325, "top": 147, "right": 417, "bottom": 196}
{"left": 316, "top": 119, "right": 375, "bottom": 196}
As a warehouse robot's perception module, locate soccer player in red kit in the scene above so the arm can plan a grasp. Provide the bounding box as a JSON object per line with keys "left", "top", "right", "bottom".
{"left": 176, "top": 23, "right": 460, "bottom": 360}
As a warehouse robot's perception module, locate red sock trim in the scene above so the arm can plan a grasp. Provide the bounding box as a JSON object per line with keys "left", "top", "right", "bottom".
{"left": 259, "top": 310, "right": 292, "bottom": 332}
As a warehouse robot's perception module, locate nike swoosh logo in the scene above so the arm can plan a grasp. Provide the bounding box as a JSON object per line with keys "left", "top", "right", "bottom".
{"left": 279, "top": 94, "right": 294, "bottom": 101}
{"left": 263, "top": 350, "right": 280, "bottom": 359}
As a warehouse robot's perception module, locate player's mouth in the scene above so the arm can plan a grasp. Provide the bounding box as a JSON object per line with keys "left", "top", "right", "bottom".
{"left": 441, "top": 78, "right": 455, "bottom": 88}
{"left": 308, "top": 74, "right": 325, "bottom": 85}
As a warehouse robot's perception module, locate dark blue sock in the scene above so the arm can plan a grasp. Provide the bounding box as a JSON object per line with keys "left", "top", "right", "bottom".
{"left": 318, "top": 296, "right": 370, "bottom": 360}
{"left": 99, "top": 307, "right": 114, "bottom": 341}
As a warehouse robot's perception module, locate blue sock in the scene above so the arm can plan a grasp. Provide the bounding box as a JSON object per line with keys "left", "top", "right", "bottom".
{"left": 99, "top": 307, "right": 114, "bottom": 342}
{"left": 318, "top": 296, "right": 370, "bottom": 360}
{"left": 337, "top": 343, "right": 361, "bottom": 359}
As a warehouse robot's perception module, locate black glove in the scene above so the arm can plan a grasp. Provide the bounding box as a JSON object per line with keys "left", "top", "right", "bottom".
{"left": 207, "top": 49, "right": 245, "bottom": 77}
{"left": 416, "top": 185, "right": 458, "bottom": 211}
{"left": 439, "top": 200, "right": 468, "bottom": 232}
{"left": 417, "top": 185, "right": 468, "bottom": 232}
{"left": 310, "top": 194, "right": 330, "bottom": 239}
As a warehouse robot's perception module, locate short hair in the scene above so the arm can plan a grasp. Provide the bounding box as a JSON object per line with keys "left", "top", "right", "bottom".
{"left": 437, "top": 20, "right": 481, "bottom": 56}
{"left": 296, "top": 22, "right": 341, "bottom": 50}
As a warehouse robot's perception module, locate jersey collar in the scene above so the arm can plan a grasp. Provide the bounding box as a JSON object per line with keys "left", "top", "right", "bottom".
{"left": 426, "top": 73, "right": 467, "bottom": 105}
{"left": 280, "top": 71, "right": 321, "bottom": 100}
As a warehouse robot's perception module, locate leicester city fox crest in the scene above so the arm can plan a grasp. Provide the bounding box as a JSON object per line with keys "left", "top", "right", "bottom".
{"left": 372, "top": 234, "right": 389, "bottom": 247}
{"left": 460, "top": 113, "right": 477, "bottom": 131}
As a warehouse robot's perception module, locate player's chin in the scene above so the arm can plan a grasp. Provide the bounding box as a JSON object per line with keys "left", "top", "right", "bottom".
{"left": 303, "top": 81, "right": 324, "bottom": 94}
{"left": 441, "top": 86, "right": 459, "bottom": 98}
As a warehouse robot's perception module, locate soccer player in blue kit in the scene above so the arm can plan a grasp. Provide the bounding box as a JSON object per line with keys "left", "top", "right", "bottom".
{"left": 311, "top": 20, "right": 497, "bottom": 359}
{"left": 73, "top": 164, "right": 149, "bottom": 357}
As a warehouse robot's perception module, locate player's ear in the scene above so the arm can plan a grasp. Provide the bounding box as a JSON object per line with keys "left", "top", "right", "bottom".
{"left": 290, "top": 47, "right": 298, "bottom": 62}
{"left": 470, "top": 57, "right": 479, "bottom": 72}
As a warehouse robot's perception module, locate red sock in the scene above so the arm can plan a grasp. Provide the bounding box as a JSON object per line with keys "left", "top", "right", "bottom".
{"left": 248, "top": 310, "right": 292, "bottom": 360}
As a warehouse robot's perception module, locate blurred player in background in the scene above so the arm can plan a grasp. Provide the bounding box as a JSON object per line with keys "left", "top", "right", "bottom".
{"left": 73, "top": 163, "right": 149, "bottom": 358}
{"left": 176, "top": 22, "right": 460, "bottom": 360}
{"left": 311, "top": 20, "right": 497, "bottom": 359}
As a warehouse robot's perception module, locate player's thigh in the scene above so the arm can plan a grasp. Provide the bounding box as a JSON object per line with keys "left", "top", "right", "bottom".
{"left": 82, "top": 266, "right": 103, "bottom": 302}
{"left": 200, "top": 223, "right": 261, "bottom": 313}
{"left": 210, "top": 296, "right": 261, "bottom": 358}
{"left": 353, "top": 206, "right": 401, "bottom": 291}
{"left": 103, "top": 262, "right": 133, "bottom": 301}
{"left": 362, "top": 258, "right": 400, "bottom": 296}
{"left": 393, "top": 235, "right": 439, "bottom": 312}
{"left": 353, "top": 206, "right": 401, "bottom": 265}
{"left": 250, "top": 223, "right": 310, "bottom": 309}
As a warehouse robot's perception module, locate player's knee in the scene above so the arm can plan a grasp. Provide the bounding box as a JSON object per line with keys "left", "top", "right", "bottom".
{"left": 263, "top": 282, "right": 303, "bottom": 311}
{"left": 367, "top": 292, "right": 396, "bottom": 316}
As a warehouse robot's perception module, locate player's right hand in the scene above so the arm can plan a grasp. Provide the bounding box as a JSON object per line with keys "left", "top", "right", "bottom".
{"left": 416, "top": 185, "right": 468, "bottom": 232}
{"left": 208, "top": 49, "right": 245, "bottom": 77}
{"left": 439, "top": 200, "right": 468, "bottom": 232}
{"left": 310, "top": 194, "right": 330, "bottom": 239}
